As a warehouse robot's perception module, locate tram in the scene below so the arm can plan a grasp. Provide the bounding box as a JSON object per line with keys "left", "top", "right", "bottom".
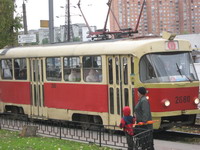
{"left": 0, "top": 33, "right": 199, "bottom": 129}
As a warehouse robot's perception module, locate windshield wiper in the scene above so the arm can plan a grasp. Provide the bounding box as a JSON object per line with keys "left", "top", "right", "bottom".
{"left": 176, "top": 63, "right": 183, "bottom": 76}
{"left": 176, "top": 63, "right": 192, "bottom": 82}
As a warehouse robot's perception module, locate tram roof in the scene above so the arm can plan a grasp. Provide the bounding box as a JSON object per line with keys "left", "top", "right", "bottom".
{"left": 0, "top": 37, "right": 191, "bottom": 58}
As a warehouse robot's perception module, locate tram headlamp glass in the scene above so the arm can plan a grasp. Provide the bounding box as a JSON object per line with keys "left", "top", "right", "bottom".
{"left": 162, "top": 99, "right": 170, "bottom": 107}
{"left": 194, "top": 98, "right": 200, "bottom": 104}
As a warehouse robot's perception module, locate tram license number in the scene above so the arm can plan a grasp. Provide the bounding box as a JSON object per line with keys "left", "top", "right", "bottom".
{"left": 175, "top": 96, "right": 190, "bottom": 104}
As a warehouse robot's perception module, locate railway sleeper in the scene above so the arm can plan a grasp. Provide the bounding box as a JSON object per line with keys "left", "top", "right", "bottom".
{"left": 160, "top": 114, "right": 197, "bottom": 129}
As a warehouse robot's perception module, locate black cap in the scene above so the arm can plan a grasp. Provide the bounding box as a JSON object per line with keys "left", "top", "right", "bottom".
{"left": 138, "top": 87, "right": 146, "bottom": 95}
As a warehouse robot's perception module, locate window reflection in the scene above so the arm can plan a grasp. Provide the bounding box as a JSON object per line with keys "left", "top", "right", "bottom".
{"left": 1, "top": 59, "right": 13, "bottom": 79}
{"left": 46, "top": 57, "right": 61, "bottom": 81}
{"left": 140, "top": 52, "right": 198, "bottom": 83}
{"left": 14, "top": 59, "right": 27, "bottom": 80}
{"left": 83, "top": 56, "right": 102, "bottom": 82}
{"left": 64, "top": 57, "right": 81, "bottom": 82}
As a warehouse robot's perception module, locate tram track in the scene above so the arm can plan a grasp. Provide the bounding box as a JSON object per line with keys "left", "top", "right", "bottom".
{"left": 166, "top": 129, "right": 200, "bottom": 137}
{"left": 153, "top": 129, "right": 200, "bottom": 144}
{"left": 152, "top": 116, "right": 200, "bottom": 143}
{"left": 168, "top": 122, "right": 200, "bottom": 134}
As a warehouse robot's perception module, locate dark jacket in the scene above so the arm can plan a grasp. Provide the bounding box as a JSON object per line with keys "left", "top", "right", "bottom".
{"left": 135, "top": 96, "right": 152, "bottom": 129}
{"left": 120, "top": 106, "right": 136, "bottom": 135}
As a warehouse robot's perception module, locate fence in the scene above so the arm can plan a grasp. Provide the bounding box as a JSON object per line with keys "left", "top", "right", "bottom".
{"left": 133, "top": 128, "right": 154, "bottom": 150}
{"left": 0, "top": 116, "right": 153, "bottom": 150}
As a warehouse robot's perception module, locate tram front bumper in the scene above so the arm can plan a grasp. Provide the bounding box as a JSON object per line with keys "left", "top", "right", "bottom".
{"left": 151, "top": 109, "right": 200, "bottom": 129}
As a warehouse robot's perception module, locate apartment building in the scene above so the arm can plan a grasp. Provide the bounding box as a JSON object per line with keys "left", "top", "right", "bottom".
{"left": 110, "top": 0, "right": 200, "bottom": 35}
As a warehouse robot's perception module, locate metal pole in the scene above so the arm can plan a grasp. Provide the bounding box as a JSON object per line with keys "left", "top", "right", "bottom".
{"left": 59, "top": 121, "right": 62, "bottom": 139}
{"left": 77, "top": 0, "right": 92, "bottom": 34}
{"left": 134, "top": 0, "right": 146, "bottom": 32}
{"left": 49, "top": 0, "right": 54, "bottom": 44}
{"left": 22, "top": 1, "right": 28, "bottom": 34}
{"left": 103, "top": 0, "right": 112, "bottom": 32}
{"left": 67, "top": 0, "right": 70, "bottom": 42}
{"left": 99, "top": 126, "right": 102, "bottom": 147}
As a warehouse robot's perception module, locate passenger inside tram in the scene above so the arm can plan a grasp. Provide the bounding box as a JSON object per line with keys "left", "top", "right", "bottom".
{"left": 19, "top": 69, "right": 27, "bottom": 80}
{"left": 86, "top": 69, "right": 99, "bottom": 82}
{"left": 14, "top": 61, "right": 20, "bottom": 79}
{"left": 68, "top": 69, "right": 77, "bottom": 82}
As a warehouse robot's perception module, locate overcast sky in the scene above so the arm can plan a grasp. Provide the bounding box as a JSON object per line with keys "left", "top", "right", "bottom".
{"left": 15, "top": 0, "right": 109, "bottom": 30}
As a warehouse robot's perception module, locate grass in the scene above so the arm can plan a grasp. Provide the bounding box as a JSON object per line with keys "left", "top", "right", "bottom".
{"left": 0, "top": 129, "right": 115, "bottom": 150}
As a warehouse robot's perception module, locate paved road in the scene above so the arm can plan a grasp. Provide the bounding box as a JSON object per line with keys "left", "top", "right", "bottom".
{"left": 116, "top": 140, "right": 200, "bottom": 150}
{"left": 154, "top": 140, "right": 200, "bottom": 150}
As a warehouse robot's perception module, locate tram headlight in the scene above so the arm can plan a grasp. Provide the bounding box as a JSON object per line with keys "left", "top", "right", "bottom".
{"left": 162, "top": 99, "right": 170, "bottom": 107}
{"left": 194, "top": 98, "right": 200, "bottom": 105}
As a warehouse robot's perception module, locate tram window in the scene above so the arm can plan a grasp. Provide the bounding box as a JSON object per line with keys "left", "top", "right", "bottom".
{"left": 46, "top": 57, "right": 61, "bottom": 81}
{"left": 123, "top": 57, "right": 128, "bottom": 85}
{"left": 132, "top": 88, "right": 135, "bottom": 114}
{"left": 115, "top": 57, "right": 119, "bottom": 85}
{"left": 63, "top": 57, "right": 81, "bottom": 82}
{"left": 117, "top": 88, "right": 120, "bottom": 115}
{"left": 131, "top": 57, "right": 134, "bottom": 85}
{"left": 108, "top": 57, "right": 113, "bottom": 84}
{"left": 1, "top": 59, "right": 13, "bottom": 79}
{"left": 34, "top": 84, "right": 37, "bottom": 106}
{"left": 109, "top": 88, "right": 114, "bottom": 114}
{"left": 83, "top": 56, "right": 102, "bottom": 82}
{"left": 140, "top": 53, "right": 198, "bottom": 83}
{"left": 124, "top": 88, "right": 129, "bottom": 106}
{"left": 140, "top": 55, "right": 156, "bottom": 83}
{"left": 41, "top": 60, "right": 44, "bottom": 82}
{"left": 14, "top": 59, "right": 27, "bottom": 80}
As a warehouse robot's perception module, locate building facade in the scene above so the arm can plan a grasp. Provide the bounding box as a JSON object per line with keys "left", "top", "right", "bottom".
{"left": 32, "top": 24, "right": 95, "bottom": 45}
{"left": 110, "top": 0, "right": 200, "bottom": 35}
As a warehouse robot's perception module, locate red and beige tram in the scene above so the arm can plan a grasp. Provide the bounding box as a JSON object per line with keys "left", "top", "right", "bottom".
{"left": 0, "top": 34, "right": 199, "bottom": 129}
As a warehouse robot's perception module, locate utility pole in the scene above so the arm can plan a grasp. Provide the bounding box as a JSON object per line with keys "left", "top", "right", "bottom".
{"left": 49, "top": 0, "right": 54, "bottom": 43}
{"left": 67, "top": 0, "right": 70, "bottom": 42}
{"left": 22, "top": 0, "right": 28, "bottom": 34}
{"left": 65, "top": 0, "right": 71, "bottom": 42}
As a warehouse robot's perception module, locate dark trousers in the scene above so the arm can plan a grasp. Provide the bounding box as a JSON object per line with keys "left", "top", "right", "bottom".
{"left": 125, "top": 132, "right": 133, "bottom": 150}
{"left": 135, "top": 125, "right": 154, "bottom": 150}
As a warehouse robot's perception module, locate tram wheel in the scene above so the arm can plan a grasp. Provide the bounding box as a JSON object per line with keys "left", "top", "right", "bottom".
{"left": 80, "top": 115, "right": 91, "bottom": 130}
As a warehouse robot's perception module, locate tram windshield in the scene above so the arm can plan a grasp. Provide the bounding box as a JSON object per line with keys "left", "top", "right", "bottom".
{"left": 140, "top": 52, "right": 198, "bottom": 83}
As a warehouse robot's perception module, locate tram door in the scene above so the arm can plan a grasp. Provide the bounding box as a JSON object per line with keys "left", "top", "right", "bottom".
{"left": 107, "top": 55, "right": 134, "bottom": 125}
{"left": 30, "top": 58, "right": 46, "bottom": 118}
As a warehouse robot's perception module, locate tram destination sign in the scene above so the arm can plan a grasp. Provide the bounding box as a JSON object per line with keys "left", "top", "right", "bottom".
{"left": 18, "top": 34, "right": 37, "bottom": 44}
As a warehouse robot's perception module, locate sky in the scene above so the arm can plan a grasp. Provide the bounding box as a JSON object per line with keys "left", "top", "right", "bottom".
{"left": 15, "top": 0, "right": 109, "bottom": 30}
